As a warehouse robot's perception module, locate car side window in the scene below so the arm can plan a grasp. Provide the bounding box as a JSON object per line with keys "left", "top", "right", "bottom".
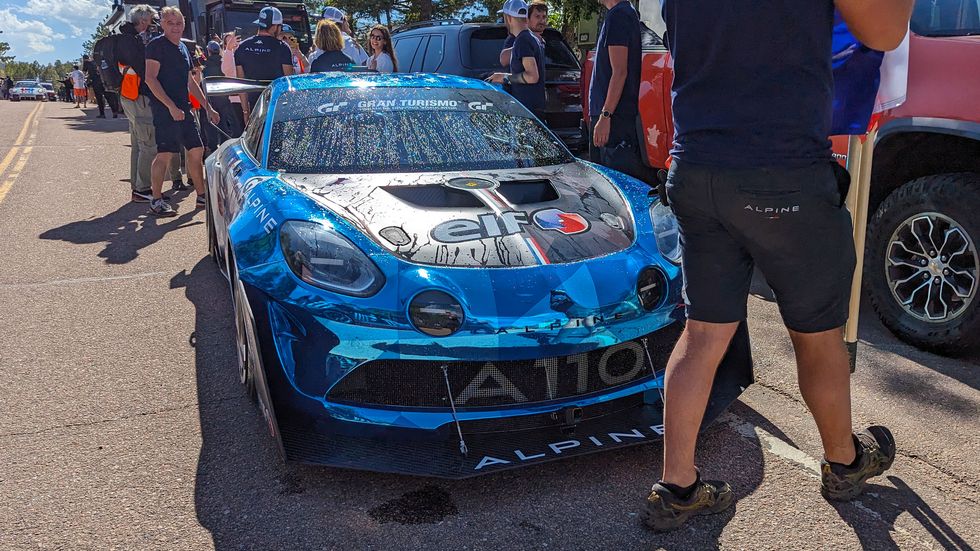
{"left": 242, "top": 92, "right": 269, "bottom": 162}
{"left": 393, "top": 36, "right": 423, "bottom": 73}
{"left": 421, "top": 35, "right": 445, "bottom": 72}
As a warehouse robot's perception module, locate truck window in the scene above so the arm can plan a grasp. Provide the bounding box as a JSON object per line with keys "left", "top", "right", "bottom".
{"left": 469, "top": 28, "right": 580, "bottom": 71}
{"left": 393, "top": 36, "right": 423, "bottom": 72}
{"left": 911, "top": 0, "right": 980, "bottom": 36}
{"left": 421, "top": 35, "right": 445, "bottom": 72}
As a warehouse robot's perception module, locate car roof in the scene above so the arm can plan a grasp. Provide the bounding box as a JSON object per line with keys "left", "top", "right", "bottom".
{"left": 270, "top": 72, "right": 497, "bottom": 96}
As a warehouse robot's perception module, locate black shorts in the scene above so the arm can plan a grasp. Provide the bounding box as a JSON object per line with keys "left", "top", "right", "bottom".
{"left": 665, "top": 160, "right": 856, "bottom": 333}
{"left": 152, "top": 107, "right": 203, "bottom": 154}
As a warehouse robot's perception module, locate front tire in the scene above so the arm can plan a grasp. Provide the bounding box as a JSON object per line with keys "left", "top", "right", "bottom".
{"left": 865, "top": 173, "right": 980, "bottom": 354}
{"left": 229, "top": 257, "right": 258, "bottom": 402}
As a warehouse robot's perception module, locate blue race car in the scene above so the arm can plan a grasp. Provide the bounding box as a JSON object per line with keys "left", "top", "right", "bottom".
{"left": 203, "top": 73, "right": 753, "bottom": 477}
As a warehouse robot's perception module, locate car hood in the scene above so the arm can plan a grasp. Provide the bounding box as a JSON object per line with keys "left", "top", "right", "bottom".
{"left": 282, "top": 161, "right": 637, "bottom": 267}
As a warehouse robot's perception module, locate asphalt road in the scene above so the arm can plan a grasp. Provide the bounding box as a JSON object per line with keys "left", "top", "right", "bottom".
{"left": 0, "top": 100, "right": 977, "bottom": 551}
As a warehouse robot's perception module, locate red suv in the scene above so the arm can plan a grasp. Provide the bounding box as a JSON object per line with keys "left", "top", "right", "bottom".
{"left": 583, "top": 0, "right": 980, "bottom": 354}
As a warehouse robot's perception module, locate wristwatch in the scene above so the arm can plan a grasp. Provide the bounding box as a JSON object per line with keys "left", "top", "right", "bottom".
{"left": 502, "top": 74, "right": 511, "bottom": 86}
{"left": 600, "top": 110, "right": 613, "bottom": 119}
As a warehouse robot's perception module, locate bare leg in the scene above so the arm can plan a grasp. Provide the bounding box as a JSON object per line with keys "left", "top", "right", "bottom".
{"left": 789, "top": 327, "right": 856, "bottom": 464}
{"left": 185, "top": 146, "right": 206, "bottom": 196}
{"left": 150, "top": 152, "right": 174, "bottom": 200}
{"left": 662, "top": 320, "right": 740, "bottom": 487}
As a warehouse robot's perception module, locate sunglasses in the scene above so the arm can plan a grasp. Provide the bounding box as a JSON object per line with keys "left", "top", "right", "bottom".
{"left": 370, "top": 34, "right": 386, "bottom": 41}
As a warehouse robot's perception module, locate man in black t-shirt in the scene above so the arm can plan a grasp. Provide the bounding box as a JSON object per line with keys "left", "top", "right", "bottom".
{"left": 489, "top": 0, "right": 544, "bottom": 116}
{"left": 144, "top": 6, "right": 219, "bottom": 217}
{"left": 588, "top": 0, "right": 644, "bottom": 181}
{"left": 235, "top": 6, "right": 294, "bottom": 121}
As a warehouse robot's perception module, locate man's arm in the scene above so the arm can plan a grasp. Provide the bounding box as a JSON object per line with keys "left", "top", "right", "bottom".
{"left": 835, "top": 0, "right": 914, "bottom": 51}
{"left": 145, "top": 58, "right": 182, "bottom": 119}
{"left": 282, "top": 64, "right": 295, "bottom": 76}
{"left": 236, "top": 65, "right": 250, "bottom": 119}
{"left": 520, "top": 55, "right": 540, "bottom": 84}
{"left": 601, "top": 45, "right": 629, "bottom": 116}
{"left": 499, "top": 47, "right": 513, "bottom": 68}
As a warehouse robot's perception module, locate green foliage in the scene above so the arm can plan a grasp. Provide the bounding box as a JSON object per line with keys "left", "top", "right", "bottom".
{"left": 0, "top": 41, "right": 14, "bottom": 65}
{"left": 1, "top": 59, "right": 75, "bottom": 83}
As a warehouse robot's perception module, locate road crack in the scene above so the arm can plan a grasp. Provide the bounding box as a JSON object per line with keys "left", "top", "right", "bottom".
{"left": 0, "top": 396, "right": 239, "bottom": 438}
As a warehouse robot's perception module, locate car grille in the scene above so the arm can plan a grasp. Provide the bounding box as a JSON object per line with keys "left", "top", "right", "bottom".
{"left": 327, "top": 323, "right": 682, "bottom": 409}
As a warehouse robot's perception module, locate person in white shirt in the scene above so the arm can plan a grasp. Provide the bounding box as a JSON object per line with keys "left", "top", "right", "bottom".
{"left": 70, "top": 64, "right": 88, "bottom": 108}
{"left": 310, "top": 7, "right": 368, "bottom": 66}
{"left": 365, "top": 25, "right": 397, "bottom": 73}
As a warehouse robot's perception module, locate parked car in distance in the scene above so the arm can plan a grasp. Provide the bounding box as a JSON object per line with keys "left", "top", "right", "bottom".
{"left": 391, "top": 19, "right": 585, "bottom": 152}
{"left": 10, "top": 81, "right": 48, "bottom": 102}
{"left": 40, "top": 82, "right": 57, "bottom": 101}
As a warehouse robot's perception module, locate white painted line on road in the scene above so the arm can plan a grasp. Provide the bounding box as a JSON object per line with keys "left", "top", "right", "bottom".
{"left": 0, "top": 271, "right": 169, "bottom": 289}
{"left": 723, "top": 412, "right": 821, "bottom": 477}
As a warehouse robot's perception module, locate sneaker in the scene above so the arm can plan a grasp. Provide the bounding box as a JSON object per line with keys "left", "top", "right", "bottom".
{"left": 821, "top": 426, "right": 896, "bottom": 501}
{"left": 131, "top": 190, "right": 153, "bottom": 203}
{"left": 641, "top": 474, "right": 734, "bottom": 532}
{"left": 196, "top": 194, "right": 206, "bottom": 208}
{"left": 149, "top": 198, "right": 177, "bottom": 217}
{"left": 172, "top": 180, "right": 190, "bottom": 192}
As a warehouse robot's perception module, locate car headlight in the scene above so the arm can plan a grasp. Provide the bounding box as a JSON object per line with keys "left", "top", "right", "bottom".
{"left": 649, "top": 200, "right": 682, "bottom": 264}
{"left": 279, "top": 220, "right": 385, "bottom": 297}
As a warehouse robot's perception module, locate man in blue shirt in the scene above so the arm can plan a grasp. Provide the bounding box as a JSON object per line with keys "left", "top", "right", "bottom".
{"left": 489, "top": 0, "right": 544, "bottom": 115}
{"left": 588, "top": 0, "right": 643, "bottom": 180}
{"left": 235, "top": 7, "right": 294, "bottom": 120}
{"left": 643, "top": 0, "right": 914, "bottom": 532}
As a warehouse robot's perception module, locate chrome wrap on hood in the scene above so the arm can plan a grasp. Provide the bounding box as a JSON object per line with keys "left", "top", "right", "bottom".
{"left": 281, "top": 162, "right": 636, "bottom": 267}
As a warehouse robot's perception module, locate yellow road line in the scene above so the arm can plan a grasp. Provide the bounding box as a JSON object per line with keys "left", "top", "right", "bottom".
{"left": 0, "top": 102, "right": 43, "bottom": 180}
{"left": 0, "top": 103, "right": 44, "bottom": 205}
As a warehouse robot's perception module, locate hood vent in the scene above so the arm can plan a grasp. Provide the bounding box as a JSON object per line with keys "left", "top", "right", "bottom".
{"left": 497, "top": 179, "right": 559, "bottom": 204}
{"left": 384, "top": 185, "right": 483, "bottom": 208}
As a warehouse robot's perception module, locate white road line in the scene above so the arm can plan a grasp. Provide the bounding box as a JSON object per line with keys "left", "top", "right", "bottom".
{"left": 0, "top": 271, "right": 169, "bottom": 289}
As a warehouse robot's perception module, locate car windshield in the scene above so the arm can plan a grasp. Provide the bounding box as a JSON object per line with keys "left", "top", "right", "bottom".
{"left": 15, "top": 81, "right": 36, "bottom": 87}
{"left": 41, "top": 83, "right": 53, "bottom": 90}
{"left": 468, "top": 28, "right": 580, "bottom": 70}
{"left": 267, "top": 86, "right": 573, "bottom": 174}
{"left": 911, "top": 0, "right": 980, "bottom": 36}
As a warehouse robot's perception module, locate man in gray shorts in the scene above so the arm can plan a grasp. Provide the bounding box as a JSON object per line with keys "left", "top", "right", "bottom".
{"left": 641, "top": 0, "right": 914, "bottom": 532}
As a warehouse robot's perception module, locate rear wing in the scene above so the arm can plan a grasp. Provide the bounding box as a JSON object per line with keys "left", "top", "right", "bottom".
{"left": 202, "top": 71, "right": 378, "bottom": 97}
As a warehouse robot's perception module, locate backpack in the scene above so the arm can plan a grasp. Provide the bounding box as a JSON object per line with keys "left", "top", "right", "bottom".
{"left": 93, "top": 33, "right": 124, "bottom": 92}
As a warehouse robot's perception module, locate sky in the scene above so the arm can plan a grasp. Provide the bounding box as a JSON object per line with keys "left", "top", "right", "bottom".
{"left": 0, "top": 0, "right": 113, "bottom": 64}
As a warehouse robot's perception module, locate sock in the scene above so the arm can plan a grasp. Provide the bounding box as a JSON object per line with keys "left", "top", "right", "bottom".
{"left": 660, "top": 472, "right": 700, "bottom": 500}
{"left": 830, "top": 434, "right": 863, "bottom": 470}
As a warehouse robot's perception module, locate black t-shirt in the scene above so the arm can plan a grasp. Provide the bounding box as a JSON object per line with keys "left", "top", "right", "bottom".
{"left": 145, "top": 35, "right": 192, "bottom": 111}
{"left": 310, "top": 50, "right": 354, "bottom": 73}
{"left": 235, "top": 34, "right": 292, "bottom": 107}
{"left": 509, "top": 29, "right": 545, "bottom": 112}
{"left": 589, "top": 1, "right": 641, "bottom": 119}
{"left": 83, "top": 60, "right": 102, "bottom": 87}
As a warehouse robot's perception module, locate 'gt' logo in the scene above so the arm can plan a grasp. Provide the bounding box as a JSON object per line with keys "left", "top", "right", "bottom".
{"left": 468, "top": 101, "right": 493, "bottom": 111}
{"left": 316, "top": 102, "right": 349, "bottom": 114}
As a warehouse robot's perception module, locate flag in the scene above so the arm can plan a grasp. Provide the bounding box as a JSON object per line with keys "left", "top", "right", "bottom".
{"left": 831, "top": 12, "right": 910, "bottom": 135}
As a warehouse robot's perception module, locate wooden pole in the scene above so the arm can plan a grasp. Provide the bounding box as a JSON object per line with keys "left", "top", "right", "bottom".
{"left": 843, "top": 129, "right": 877, "bottom": 372}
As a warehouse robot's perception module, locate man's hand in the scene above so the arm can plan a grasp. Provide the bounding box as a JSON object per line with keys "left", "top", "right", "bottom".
{"left": 593, "top": 116, "right": 611, "bottom": 148}
{"left": 488, "top": 73, "right": 507, "bottom": 84}
{"left": 169, "top": 105, "right": 185, "bottom": 121}
{"left": 207, "top": 107, "right": 220, "bottom": 125}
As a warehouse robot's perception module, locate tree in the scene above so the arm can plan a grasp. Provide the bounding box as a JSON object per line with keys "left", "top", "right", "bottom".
{"left": 0, "top": 41, "right": 14, "bottom": 65}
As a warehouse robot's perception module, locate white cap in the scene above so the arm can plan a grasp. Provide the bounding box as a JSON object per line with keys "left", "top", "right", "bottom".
{"left": 321, "top": 6, "right": 346, "bottom": 22}
{"left": 254, "top": 6, "right": 283, "bottom": 29}
{"left": 498, "top": 0, "right": 528, "bottom": 18}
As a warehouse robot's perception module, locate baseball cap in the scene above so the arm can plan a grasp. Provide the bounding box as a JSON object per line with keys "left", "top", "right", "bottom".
{"left": 498, "top": 0, "right": 528, "bottom": 18}
{"left": 321, "top": 6, "right": 345, "bottom": 22}
{"left": 254, "top": 6, "right": 284, "bottom": 29}
{"left": 280, "top": 23, "right": 295, "bottom": 35}
{"left": 206, "top": 40, "right": 221, "bottom": 54}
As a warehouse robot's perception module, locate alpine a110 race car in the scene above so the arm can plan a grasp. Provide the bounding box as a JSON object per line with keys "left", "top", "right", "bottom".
{"left": 203, "top": 73, "right": 754, "bottom": 478}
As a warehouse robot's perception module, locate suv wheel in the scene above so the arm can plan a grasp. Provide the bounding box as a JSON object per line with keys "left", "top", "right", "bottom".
{"left": 865, "top": 173, "right": 980, "bottom": 354}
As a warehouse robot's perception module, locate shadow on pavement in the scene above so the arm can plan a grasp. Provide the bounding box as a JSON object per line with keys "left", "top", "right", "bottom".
{"left": 177, "top": 256, "right": 761, "bottom": 550}
{"left": 44, "top": 110, "right": 129, "bottom": 134}
{"left": 39, "top": 198, "right": 200, "bottom": 264}
{"left": 832, "top": 476, "right": 975, "bottom": 551}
